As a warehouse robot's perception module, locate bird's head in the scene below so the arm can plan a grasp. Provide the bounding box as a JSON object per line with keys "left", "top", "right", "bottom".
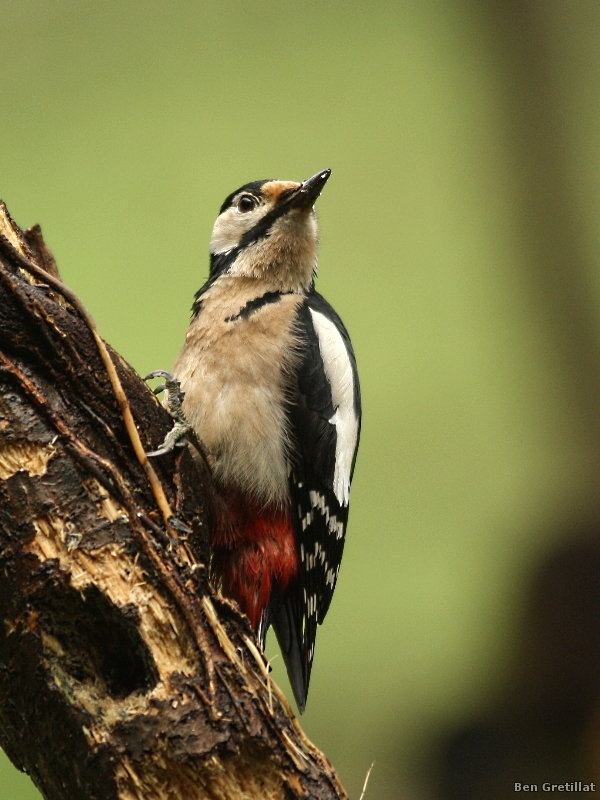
{"left": 208, "top": 169, "right": 331, "bottom": 292}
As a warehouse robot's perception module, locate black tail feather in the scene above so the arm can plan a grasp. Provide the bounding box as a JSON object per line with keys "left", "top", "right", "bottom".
{"left": 266, "top": 586, "right": 310, "bottom": 713}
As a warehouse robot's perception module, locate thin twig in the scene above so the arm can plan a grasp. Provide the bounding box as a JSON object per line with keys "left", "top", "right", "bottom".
{"left": 358, "top": 762, "right": 375, "bottom": 800}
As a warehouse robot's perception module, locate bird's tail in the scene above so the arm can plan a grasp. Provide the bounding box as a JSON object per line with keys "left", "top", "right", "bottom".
{"left": 261, "top": 586, "right": 309, "bottom": 714}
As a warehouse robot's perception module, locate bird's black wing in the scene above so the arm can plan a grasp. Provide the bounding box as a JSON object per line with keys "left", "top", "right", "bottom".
{"left": 267, "top": 289, "right": 361, "bottom": 712}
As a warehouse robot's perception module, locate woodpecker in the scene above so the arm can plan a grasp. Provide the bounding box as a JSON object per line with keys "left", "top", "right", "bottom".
{"left": 171, "top": 169, "right": 361, "bottom": 711}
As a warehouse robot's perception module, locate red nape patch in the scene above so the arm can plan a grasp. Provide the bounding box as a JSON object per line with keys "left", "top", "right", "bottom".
{"left": 211, "top": 492, "right": 298, "bottom": 630}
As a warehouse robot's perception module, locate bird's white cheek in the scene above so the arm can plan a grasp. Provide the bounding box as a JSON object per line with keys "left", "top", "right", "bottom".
{"left": 209, "top": 213, "right": 244, "bottom": 255}
{"left": 209, "top": 208, "right": 263, "bottom": 255}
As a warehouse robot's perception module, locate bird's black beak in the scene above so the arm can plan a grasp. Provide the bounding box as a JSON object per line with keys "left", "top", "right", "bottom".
{"left": 291, "top": 169, "right": 331, "bottom": 209}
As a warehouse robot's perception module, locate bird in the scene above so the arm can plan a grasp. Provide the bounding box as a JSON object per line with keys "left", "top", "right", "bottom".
{"left": 170, "top": 169, "right": 361, "bottom": 712}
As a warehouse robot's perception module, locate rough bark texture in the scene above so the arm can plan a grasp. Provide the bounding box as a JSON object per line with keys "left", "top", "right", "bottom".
{"left": 0, "top": 203, "right": 348, "bottom": 800}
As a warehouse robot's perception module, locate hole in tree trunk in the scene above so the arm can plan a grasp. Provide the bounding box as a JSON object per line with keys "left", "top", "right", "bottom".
{"left": 36, "top": 583, "right": 159, "bottom": 698}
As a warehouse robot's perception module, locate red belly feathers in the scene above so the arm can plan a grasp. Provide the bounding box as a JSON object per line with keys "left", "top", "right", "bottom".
{"left": 210, "top": 490, "right": 298, "bottom": 630}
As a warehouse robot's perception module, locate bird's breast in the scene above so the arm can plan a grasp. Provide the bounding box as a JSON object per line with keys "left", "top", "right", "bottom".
{"left": 173, "top": 278, "right": 305, "bottom": 505}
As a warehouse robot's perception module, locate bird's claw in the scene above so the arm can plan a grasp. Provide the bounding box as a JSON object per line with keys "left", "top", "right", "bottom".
{"left": 145, "top": 423, "right": 191, "bottom": 457}
{"left": 145, "top": 371, "right": 192, "bottom": 457}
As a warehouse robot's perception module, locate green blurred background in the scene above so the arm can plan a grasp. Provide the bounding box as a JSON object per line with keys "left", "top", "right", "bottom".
{"left": 2, "top": 1, "right": 600, "bottom": 797}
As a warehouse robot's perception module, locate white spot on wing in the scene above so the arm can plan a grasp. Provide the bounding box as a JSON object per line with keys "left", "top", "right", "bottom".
{"left": 309, "top": 308, "right": 358, "bottom": 506}
{"left": 309, "top": 489, "right": 345, "bottom": 539}
{"left": 301, "top": 510, "right": 314, "bottom": 531}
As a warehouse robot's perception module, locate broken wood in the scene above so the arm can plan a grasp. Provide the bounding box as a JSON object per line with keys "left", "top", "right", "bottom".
{"left": 0, "top": 201, "right": 348, "bottom": 800}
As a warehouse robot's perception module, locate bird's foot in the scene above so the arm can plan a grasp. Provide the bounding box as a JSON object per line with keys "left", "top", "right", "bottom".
{"left": 145, "top": 370, "right": 192, "bottom": 457}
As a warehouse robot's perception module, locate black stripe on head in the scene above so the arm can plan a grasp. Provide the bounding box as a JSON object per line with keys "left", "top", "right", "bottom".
{"left": 237, "top": 186, "right": 299, "bottom": 250}
{"left": 208, "top": 250, "right": 237, "bottom": 280}
{"left": 218, "top": 179, "right": 273, "bottom": 214}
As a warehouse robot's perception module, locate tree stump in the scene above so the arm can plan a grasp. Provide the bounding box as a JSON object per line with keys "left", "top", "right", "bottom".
{"left": 0, "top": 202, "right": 348, "bottom": 800}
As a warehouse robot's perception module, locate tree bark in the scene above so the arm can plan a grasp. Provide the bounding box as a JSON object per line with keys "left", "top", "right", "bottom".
{"left": 0, "top": 202, "right": 348, "bottom": 800}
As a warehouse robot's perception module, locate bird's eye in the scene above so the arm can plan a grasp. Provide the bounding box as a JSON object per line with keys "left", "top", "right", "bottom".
{"left": 237, "top": 195, "right": 256, "bottom": 213}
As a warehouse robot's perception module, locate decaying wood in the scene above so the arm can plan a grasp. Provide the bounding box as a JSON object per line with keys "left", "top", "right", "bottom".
{"left": 0, "top": 201, "right": 348, "bottom": 800}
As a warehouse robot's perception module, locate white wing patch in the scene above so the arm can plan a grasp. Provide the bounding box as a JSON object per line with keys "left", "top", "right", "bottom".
{"left": 308, "top": 308, "right": 359, "bottom": 506}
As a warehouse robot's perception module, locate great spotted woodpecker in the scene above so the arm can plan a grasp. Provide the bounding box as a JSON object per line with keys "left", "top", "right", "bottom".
{"left": 170, "top": 169, "right": 361, "bottom": 711}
